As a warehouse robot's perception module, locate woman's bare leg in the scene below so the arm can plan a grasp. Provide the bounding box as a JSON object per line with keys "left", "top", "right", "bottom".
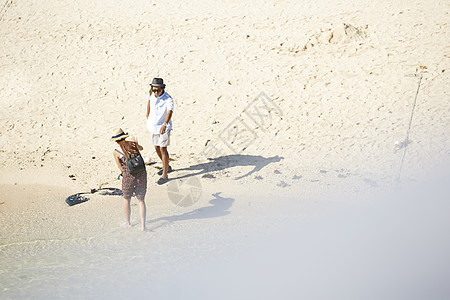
{"left": 123, "top": 197, "right": 131, "bottom": 226}
{"left": 137, "top": 199, "right": 146, "bottom": 231}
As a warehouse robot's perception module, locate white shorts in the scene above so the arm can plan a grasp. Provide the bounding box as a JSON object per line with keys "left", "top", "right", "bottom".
{"left": 152, "top": 131, "right": 171, "bottom": 147}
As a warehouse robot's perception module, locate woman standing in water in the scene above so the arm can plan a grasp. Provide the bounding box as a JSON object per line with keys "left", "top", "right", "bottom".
{"left": 111, "top": 128, "right": 147, "bottom": 231}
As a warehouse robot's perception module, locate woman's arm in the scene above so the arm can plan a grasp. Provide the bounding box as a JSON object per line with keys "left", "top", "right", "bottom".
{"left": 129, "top": 137, "right": 143, "bottom": 151}
{"left": 113, "top": 150, "right": 123, "bottom": 172}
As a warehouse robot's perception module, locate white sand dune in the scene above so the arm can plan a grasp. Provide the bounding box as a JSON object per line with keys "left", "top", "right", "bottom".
{"left": 1, "top": 0, "right": 449, "bottom": 298}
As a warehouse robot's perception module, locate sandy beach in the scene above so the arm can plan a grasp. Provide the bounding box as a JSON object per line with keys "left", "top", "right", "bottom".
{"left": 1, "top": 0, "right": 449, "bottom": 298}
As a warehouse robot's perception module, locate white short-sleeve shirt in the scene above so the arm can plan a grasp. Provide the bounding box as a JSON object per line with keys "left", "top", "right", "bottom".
{"left": 147, "top": 91, "right": 174, "bottom": 134}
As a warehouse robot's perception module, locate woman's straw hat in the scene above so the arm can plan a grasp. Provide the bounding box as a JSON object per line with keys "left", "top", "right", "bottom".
{"left": 111, "top": 128, "right": 129, "bottom": 141}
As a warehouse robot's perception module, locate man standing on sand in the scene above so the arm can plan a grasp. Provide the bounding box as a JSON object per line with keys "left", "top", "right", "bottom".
{"left": 146, "top": 78, "right": 174, "bottom": 185}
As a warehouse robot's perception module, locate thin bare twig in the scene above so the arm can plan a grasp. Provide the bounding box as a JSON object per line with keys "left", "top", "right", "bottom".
{"left": 398, "top": 71, "right": 425, "bottom": 181}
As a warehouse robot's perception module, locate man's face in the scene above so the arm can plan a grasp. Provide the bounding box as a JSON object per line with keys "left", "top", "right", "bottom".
{"left": 152, "top": 87, "right": 164, "bottom": 97}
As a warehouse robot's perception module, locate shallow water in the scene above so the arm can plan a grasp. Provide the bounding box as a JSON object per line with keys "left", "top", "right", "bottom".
{"left": 0, "top": 189, "right": 277, "bottom": 299}
{"left": 1, "top": 177, "right": 450, "bottom": 299}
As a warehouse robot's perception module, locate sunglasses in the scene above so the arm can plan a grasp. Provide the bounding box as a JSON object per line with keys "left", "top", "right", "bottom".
{"left": 152, "top": 88, "right": 163, "bottom": 93}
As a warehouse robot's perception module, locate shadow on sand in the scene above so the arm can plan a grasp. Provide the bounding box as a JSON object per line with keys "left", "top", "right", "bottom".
{"left": 171, "top": 154, "right": 283, "bottom": 181}
{"left": 147, "top": 192, "right": 234, "bottom": 231}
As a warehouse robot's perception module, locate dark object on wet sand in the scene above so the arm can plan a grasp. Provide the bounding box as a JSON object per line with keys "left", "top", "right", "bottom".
{"left": 65, "top": 188, "right": 123, "bottom": 206}
{"left": 65, "top": 193, "right": 89, "bottom": 206}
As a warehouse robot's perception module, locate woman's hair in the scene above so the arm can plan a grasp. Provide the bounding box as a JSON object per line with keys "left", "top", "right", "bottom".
{"left": 119, "top": 140, "right": 140, "bottom": 157}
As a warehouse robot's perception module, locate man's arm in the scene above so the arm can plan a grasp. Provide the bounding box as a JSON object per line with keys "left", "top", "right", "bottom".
{"left": 146, "top": 100, "right": 150, "bottom": 119}
{"left": 160, "top": 110, "right": 173, "bottom": 134}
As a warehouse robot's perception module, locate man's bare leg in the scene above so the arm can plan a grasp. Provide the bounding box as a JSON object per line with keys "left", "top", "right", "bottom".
{"left": 161, "top": 147, "right": 169, "bottom": 178}
{"left": 154, "top": 146, "right": 162, "bottom": 161}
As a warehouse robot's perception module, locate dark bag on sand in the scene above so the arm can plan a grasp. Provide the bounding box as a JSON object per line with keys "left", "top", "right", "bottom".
{"left": 126, "top": 154, "right": 145, "bottom": 175}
